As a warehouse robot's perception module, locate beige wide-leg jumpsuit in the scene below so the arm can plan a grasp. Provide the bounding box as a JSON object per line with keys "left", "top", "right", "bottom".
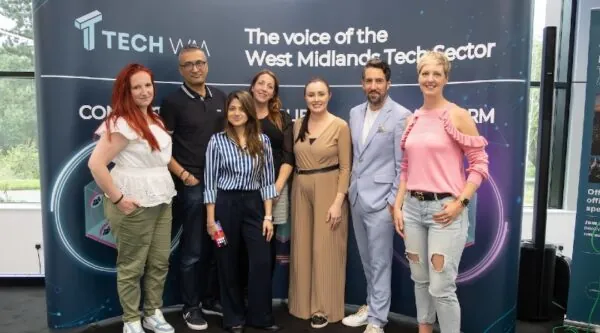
{"left": 288, "top": 116, "right": 352, "bottom": 323}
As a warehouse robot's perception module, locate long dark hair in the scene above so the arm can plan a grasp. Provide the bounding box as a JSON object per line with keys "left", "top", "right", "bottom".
{"left": 249, "top": 69, "right": 283, "bottom": 130}
{"left": 224, "top": 90, "right": 265, "bottom": 163}
{"left": 296, "top": 77, "right": 331, "bottom": 143}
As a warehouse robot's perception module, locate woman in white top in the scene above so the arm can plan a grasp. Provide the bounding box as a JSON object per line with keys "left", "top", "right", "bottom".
{"left": 88, "top": 63, "right": 177, "bottom": 333}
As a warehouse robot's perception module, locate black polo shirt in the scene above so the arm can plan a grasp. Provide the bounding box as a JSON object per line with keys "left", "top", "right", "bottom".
{"left": 159, "top": 83, "right": 226, "bottom": 180}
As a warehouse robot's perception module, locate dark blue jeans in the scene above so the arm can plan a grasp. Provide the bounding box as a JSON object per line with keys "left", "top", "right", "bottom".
{"left": 174, "top": 180, "right": 219, "bottom": 310}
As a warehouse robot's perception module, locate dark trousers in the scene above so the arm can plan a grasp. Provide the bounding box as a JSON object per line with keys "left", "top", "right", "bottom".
{"left": 215, "top": 190, "right": 273, "bottom": 328}
{"left": 239, "top": 225, "right": 278, "bottom": 297}
{"left": 174, "top": 180, "right": 219, "bottom": 310}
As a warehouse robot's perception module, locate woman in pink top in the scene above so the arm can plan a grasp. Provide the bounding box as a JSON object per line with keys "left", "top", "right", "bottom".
{"left": 392, "top": 51, "right": 489, "bottom": 333}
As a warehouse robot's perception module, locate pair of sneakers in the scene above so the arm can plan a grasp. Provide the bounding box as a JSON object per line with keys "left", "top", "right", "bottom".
{"left": 122, "top": 309, "right": 174, "bottom": 333}
{"left": 182, "top": 300, "right": 224, "bottom": 331}
{"left": 342, "top": 305, "right": 384, "bottom": 333}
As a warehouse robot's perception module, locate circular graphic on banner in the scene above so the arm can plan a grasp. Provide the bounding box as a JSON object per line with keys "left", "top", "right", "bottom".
{"left": 393, "top": 175, "right": 508, "bottom": 284}
{"left": 49, "top": 142, "right": 183, "bottom": 274}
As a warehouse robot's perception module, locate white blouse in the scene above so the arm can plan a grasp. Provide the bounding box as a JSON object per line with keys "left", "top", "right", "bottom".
{"left": 95, "top": 117, "right": 176, "bottom": 207}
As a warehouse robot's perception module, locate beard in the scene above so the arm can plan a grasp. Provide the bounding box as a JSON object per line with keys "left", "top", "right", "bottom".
{"left": 368, "top": 92, "right": 384, "bottom": 106}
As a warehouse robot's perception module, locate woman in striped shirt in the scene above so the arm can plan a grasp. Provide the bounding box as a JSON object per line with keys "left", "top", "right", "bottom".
{"left": 204, "top": 90, "right": 281, "bottom": 333}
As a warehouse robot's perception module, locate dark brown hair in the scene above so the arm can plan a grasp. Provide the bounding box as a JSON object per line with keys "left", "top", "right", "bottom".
{"left": 224, "top": 90, "right": 265, "bottom": 164}
{"left": 296, "top": 77, "right": 331, "bottom": 143}
{"left": 249, "top": 69, "right": 283, "bottom": 130}
{"left": 363, "top": 58, "right": 391, "bottom": 81}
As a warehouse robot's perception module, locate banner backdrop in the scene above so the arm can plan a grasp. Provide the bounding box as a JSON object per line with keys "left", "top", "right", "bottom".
{"left": 566, "top": 8, "right": 600, "bottom": 329}
{"left": 33, "top": 1, "right": 532, "bottom": 332}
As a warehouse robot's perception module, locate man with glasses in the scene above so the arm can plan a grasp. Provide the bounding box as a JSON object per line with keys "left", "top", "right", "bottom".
{"left": 160, "top": 44, "right": 226, "bottom": 331}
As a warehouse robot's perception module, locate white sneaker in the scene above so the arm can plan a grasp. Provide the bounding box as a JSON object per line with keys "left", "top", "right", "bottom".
{"left": 364, "top": 323, "right": 384, "bottom": 333}
{"left": 123, "top": 320, "right": 144, "bottom": 333}
{"left": 143, "top": 309, "right": 175, "bottom": 333}
{"left": 342, "top": 305, "right": 369, "bottom": 327}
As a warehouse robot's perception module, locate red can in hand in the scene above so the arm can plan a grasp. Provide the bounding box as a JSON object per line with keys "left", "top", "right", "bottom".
{"left": 213, "top": 221, "right": 228, "bottom": 248}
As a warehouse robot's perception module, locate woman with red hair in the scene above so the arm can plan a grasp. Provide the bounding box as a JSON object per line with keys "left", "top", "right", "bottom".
{"left": 88, "top": 63, "right": 177, "bottom": 333}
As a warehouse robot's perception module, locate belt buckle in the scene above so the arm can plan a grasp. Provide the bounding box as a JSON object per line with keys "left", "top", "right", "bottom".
{"left": 414, "top": 191, "right": 425, "bottom": 201}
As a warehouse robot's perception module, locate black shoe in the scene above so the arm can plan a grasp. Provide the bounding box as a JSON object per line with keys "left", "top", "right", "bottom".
{"left": 202, "top": 299, "right": 223, "bottom": 317}
{"left": 182, "top": 307, "right": 208, "bottom": 330}
{"left": 310, "top": 314, "right": 328, "bottom": 329}
{"left": 249, "top": 324, "right": 282, "bottom": 332}
{"left": 225, "top": 325, "right": 244, "bottom": 333}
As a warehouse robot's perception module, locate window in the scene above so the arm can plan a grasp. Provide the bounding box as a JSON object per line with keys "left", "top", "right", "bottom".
{"left": 525, "top": 86, "right": 541, "bottom": 206}
{"left": 0, "top": 0, "right": 38, "bottom": 203}
{"left": 0, "top": 0, "right": 34, "bottom": 72}
{"left": 524, "top": 0, "right": 576, "bottom": 208}
{"left": 523, "top": 0, "right": 546, "bottom": 206}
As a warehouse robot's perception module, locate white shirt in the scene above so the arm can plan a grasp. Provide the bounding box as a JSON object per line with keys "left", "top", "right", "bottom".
{"left": 361, "top": 106, "right": 380, "bottom": 144}
{"left": 95, "top": 117, "right": 176, "bottom": 207}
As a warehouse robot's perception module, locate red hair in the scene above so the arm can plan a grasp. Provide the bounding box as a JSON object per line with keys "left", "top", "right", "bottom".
{"left": 104, "top": 63, "right": 165, "bottom": 151}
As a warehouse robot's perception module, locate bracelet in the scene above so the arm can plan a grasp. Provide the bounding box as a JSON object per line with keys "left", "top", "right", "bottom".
{"left": 264, "top": 215, "right": 273, "bottom": 221}
{"left": 113, "top": 193, "right": 124, "bottom": 205}
{"left": 183, "top": 173, "right": 191, "bottom": 182}
{"left": 179, "top": 169, "right": 187, "bottom": 178}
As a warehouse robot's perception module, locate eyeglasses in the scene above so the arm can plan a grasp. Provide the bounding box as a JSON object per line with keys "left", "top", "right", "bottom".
{"left": 179, "top": 60, "right": 207, "bottom": 71}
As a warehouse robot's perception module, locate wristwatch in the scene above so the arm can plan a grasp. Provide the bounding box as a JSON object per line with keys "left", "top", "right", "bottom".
{"left": 264, "top": 215, "right": 273, "bottom": 221}
{"left": 459, "top": 198, "right": 470, "bottom": 207}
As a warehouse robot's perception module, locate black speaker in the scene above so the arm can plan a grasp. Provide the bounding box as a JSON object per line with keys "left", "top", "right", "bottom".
{"left": 517, "top": 240, "right": 557, "bottom": 320}
{"left": 552, "top": 245, "right": 572, "bottom": 316}
{"left": 531, "top": 26, "right": 556, "bottom": 249}
{"left": 516, "top": 26, "right": 558, "bottom": 321}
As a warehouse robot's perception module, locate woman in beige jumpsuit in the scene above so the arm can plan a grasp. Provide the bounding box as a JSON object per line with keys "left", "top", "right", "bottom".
{"left": 288, "top": 77, "right": 351, "bottom": 329}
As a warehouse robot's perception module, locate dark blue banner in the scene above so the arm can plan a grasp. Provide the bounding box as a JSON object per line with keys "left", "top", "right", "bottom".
{"left": 566, "top": 8, "right": 600, "bottom": 330}
{"left": 34, "top": 1, "right": 532, "bottom": 332}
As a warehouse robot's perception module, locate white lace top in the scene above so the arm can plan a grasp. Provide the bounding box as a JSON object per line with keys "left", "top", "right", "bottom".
{"left": 95, "top": 117, "right": 177, "bottom": 207}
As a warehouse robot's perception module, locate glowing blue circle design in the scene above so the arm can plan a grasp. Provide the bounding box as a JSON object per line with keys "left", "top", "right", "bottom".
{"left": 393, "top": 175, "right": 509, "bottom": 283}
{"left": 49, "top": 142, "right": 182, "bottom": 273}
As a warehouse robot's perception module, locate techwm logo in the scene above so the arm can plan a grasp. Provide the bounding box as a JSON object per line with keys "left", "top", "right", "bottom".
{"left": 74, "top": 10, "right": 210, "bottom": 55}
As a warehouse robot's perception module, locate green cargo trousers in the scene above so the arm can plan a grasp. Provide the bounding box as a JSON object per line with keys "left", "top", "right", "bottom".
{"left": 104, "top": 201, "right": 172, "bottom": 322}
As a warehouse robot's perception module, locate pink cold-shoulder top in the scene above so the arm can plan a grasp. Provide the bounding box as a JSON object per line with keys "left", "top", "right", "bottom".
{"left": 400, "top": 105, "right": 489, "bottom": 197}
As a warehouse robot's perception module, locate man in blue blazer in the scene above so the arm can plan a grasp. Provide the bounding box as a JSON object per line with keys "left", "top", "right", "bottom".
{"left": 342, "top": 59, "right": 412, "bottom": 333}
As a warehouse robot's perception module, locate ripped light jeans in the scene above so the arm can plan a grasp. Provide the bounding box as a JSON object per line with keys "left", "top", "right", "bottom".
{"left": 403, "top": 194, "right": 468, "bottom": 333}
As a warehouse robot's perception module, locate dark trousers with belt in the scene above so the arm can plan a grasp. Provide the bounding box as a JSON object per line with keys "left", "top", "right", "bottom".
{"left": 174, "top": 179, "right": 219, "bottom": 311}
{"left": 215, "top": 189, "right": 273, "bottom": 328}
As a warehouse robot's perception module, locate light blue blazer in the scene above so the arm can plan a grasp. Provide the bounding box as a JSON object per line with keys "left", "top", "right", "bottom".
{"left": 348, "top": 96, "right": 412, "bottom": 213}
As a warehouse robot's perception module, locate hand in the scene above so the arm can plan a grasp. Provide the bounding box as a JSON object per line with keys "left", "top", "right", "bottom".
{"left": 184, "top": 173, "right": 199, "bottom": 186}
{"left": 273, "top": 183, "right": 284, "bottom": 205}
{"left": 206, "top": 220, "right": 218, "bottom": 240}
{"left": 392, "top": 206, "right": 405, "bottom": 238}
{"left": 116, "top": 197, "right": 140, "bottom": 215}
{"left": 432, "top": 200, "right": 464, "bottom": 227}
{"left": 263, "top": 220, "right": 274, "bottom": 241}
{"left": 326, "top": 204, "right": 342, "bottom": 230}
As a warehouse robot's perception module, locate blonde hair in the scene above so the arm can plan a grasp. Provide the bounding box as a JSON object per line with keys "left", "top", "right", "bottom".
{"left": 417, "top": 50, "right": 451, "bottom": 78}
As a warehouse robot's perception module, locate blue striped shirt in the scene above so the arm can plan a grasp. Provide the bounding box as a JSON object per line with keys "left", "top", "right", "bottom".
{"left": 204, "top": 132, "right": 277, "bottom": 203}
